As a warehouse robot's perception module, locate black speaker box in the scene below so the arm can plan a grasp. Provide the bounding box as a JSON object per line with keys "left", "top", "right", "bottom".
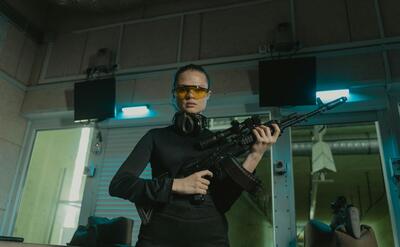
{"left": 74, "top": 77, "right": 116, "bottom": 122}
{"left": 259, "top": 57, "right": 316, "bottom": 107}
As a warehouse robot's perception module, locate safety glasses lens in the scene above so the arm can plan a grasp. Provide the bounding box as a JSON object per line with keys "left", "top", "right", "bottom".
{"left": 175, "top": 86, "right": 209, "bottom": 99}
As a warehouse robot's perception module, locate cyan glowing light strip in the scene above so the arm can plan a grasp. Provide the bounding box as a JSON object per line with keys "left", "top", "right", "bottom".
{"left": 316, "top": 89, "right": 349, "bottom": 103}
{"left": 121, "top": 106, "right": 151, "bottom": 118}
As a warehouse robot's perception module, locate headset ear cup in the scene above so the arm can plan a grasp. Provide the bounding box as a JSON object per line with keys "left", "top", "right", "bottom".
{"left": 182, "top": 113, "right": 194, "bottom": 134}
{"left": 173, "top": 112, "right": 207, "bottom": 135}
{"left": 173, "top": 112, "right": 187, "bottom": 135}
{"left": 200, "top": 114, "right": 208, "bottom": 130}
{"left": 191, "top": 113, "right": 207, "bottom": 135}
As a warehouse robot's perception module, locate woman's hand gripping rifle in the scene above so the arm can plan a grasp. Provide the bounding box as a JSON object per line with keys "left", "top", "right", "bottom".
{"left": 178, "top": 97, "right": 348, "bottom": 204}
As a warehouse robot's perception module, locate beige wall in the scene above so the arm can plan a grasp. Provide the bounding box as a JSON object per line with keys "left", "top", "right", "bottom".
{"left": 0, "top": 23, "right": 38, "bottom": 86}
{"left": 21, "top": 66, "right": 258, "bottom": 116}
{"left": 33, "top": 0, "right": 400, "bottom": 84}
{"left": 0, "top": 78, "right": 27, "bottom": 223}
{"left": 0, "top": 15, "right": 38, "bottom": 229}
{"left": 19, "top": 0, "right": 400, "bottom": 116}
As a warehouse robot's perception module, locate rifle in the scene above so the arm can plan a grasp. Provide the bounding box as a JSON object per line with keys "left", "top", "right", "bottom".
{"left": 137, "top": 97, "right": 348, "bottom": 224}
{"left": 178, "top": 97, "right": 348, "bottom": 203}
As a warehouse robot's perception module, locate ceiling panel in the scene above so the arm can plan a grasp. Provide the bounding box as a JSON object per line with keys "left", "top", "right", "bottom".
{"left": 45, "top": 0, "right": 145, "bottom": 12}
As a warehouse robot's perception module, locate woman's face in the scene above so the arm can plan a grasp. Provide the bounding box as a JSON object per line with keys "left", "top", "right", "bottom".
{"left": 174, "top": 70, "right": 210, "bottom": 114}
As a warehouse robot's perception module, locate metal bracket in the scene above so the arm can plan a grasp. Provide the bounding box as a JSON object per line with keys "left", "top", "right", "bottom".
{"left": 274, "top": 160, "right": 287, "bottom": 175}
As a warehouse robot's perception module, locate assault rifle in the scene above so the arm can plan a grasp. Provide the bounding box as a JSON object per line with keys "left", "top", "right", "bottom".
{"left": 178, "top": 97, "right": 348, "bottom": 203}
{"left": 137, "top": 97, "right": 348, "bottom": 224}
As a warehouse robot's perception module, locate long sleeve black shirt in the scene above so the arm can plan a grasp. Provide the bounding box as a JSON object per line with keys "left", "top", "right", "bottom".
{"left": 109, "top": 125, "right": 243, "bottom": 215}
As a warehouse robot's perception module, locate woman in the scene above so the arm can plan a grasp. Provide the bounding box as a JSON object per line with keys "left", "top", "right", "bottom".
{"left": 109, "top": 64, "right": 280, "bottom": 247}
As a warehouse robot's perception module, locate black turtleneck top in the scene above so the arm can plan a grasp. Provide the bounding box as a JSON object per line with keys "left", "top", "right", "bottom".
{"left": 109, "top": 125, "right": 243, "bottom": 217}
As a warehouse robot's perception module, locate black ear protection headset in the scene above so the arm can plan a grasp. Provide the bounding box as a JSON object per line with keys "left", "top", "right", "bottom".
{"left": 173, "top": 111, "right": 207, "bottom": 136}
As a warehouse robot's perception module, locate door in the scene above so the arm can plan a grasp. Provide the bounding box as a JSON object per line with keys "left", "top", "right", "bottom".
{"left": 292, "top": 122, "right": 394, "bottom": 246}
{"left": 12, "top": 127, "right": 93, "bottom": 245}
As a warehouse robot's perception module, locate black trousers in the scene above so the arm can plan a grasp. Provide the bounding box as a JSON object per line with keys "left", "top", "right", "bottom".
{"left": 135, "top": 197, "right": 230, "bottom": 247}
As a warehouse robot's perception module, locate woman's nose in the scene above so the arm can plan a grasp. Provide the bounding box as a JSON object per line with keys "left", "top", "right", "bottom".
{"left": 185, "top": 89, "right": 194, "bottom": 99}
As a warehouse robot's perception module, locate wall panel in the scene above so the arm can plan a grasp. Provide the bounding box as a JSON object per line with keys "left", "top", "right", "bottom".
{"left": 0, "top": 78, "right": 27, "bottom": 229}
{"left": 119, "top": 18, "right": 180, "bottom": 68}
{"left": 0, "top": 79, "right": 26, "bottom": 145}
{"left": 201, "top": 1, "right": 290, "bottom": 58}
{"left": 316, "top": 52, "right": 385, "bottom": 90}
{"left": 45, "top": 32, "right": 87, "bottom": 79}
{"left": 346, "top": 0, "right": 380, "bottom": 41}
{"left": 116, "top": 80, "right": 136, "bottom": 105}
{"left": 181, "top": 14, "right": 202, "bottom": 62}
{"left": 21, "top": 85, "right": 73, "bottom": 114}
{"left": 133, "top": 74, "right": 173, "bottom": 102}
{"left": 209, "top": 67, "right": 257, "bottom": 94}
{"left": 388, "top": 50, "right": 400, "bottom": 81}
{"left": 16, "top": 37, "right": 37, "bottom": 84}
{"left": 296, "top": 0, "right": 350, "bottom": 47}
{"left": 29, "top": 44, "right": 48, "bottom": 85}
{"left": 379, "top": 0, "right": 400, "bottom": 37}
{"left": 0, "top": 141, "right": 21, "bottom": 217}
{"left": 81, "top": 27, "right": 121, "bottom": 73}
{"left": 0, "top": 25, "right": 25, "bottom": 77}
{"left": 143, "top": 0, "right": 255, "bottom": 18}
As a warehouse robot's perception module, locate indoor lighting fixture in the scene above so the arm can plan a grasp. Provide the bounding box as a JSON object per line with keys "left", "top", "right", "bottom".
{"left": 316, "top": 89, "right": 349, "bottom": 103}
{"left": 121, "top": 106, "right": 151, "bottom": 118}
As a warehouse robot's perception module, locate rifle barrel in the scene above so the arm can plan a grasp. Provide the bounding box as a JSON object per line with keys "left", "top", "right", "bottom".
{"left": 269, "top": 96, "right": 347, "bottom": 131}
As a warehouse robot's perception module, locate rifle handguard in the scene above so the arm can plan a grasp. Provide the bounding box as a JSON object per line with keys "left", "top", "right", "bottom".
{"left": 220, "top": 155, "right": 262, "bottom": 194}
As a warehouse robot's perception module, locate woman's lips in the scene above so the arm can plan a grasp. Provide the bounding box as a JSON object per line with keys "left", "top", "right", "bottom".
{"left": 185, "top": 102, "right": 197, "bottom": 107}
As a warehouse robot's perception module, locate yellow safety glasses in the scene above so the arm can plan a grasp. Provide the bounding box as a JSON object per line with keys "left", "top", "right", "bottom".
{"left": 174, "top": 85, "right": 210, "bottom": 99}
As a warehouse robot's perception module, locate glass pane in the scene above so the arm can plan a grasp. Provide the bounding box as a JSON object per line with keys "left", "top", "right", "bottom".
{"left": 209, "top": 114, "right": 273, "bottom": 247}
{"left": 13, "top": 127, "right": 92, "bottom": 245}
{"left": 293, "top": 123, "right": 394, "bottom": 246}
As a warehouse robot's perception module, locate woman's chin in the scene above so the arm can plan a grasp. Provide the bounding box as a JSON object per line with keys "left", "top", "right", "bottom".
{"left": 184, "top": 108, "right": 200, "bottom": 114}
